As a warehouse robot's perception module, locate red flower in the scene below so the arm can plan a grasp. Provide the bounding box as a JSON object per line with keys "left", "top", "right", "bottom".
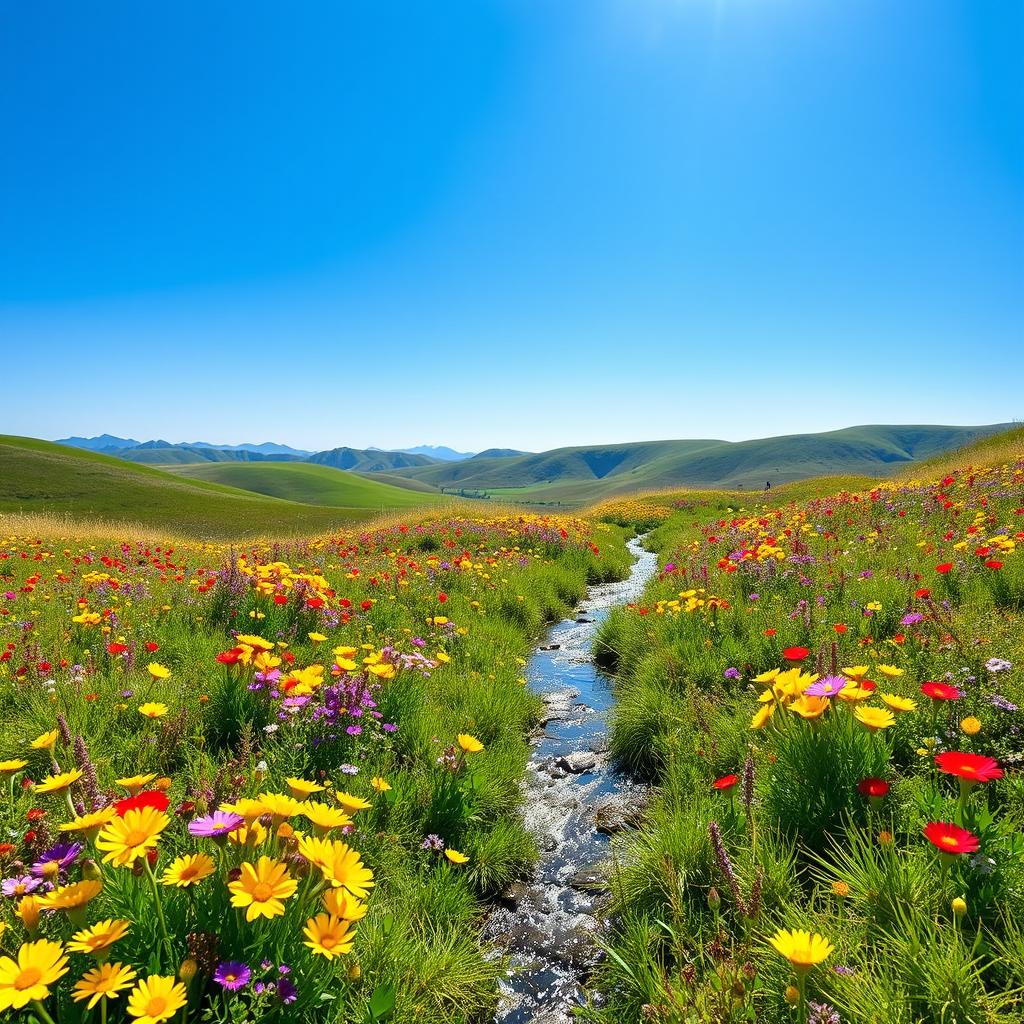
{"left": 26, "top": 808, "right": 46, "bottom": 823}
{"left": 984, "top": 560, "right": 1003, "bottom": 570}
{"left": 935, "top": 752, "right": 1003, "bottom": 784}
{"left": 782, "top": 646, "right": 809, "bottom": 661}
{"left": 360, "top": 600, "right": 373, "bottom": 611}
{"left": 935, "top": 563, "right": 954, "bottom": 574}
{"left": 115, "top": 791, "right": 170, "bottom": 816}
{"left": 273, "top": 594, "right": 288, "bottom": 605}
{"left": 712, "top": 774, "right": 739, "bottom": 791}
{"left": 915, "top": 588, "right": 930, "bottom": 599}
{"left": 437, "top": 593, "right": 448, "bottom": 603}
{"left": 0, "top": 843, "right": 14, "bottom": 856}
{"left": 764, "top": 628, "right": 777, "bottom": 637}
{"left": 216, "top": 648, "right": 243, "bottom": 666}
{"left": 145, "top": 642, "right": 159, "bottom": 653}
{"left": 921, "top": 681, "right": 961, "bottom": 701}
{"left": 833, "top": 624, "right": 848, "bottom": 634}
{"left": 857, "top": 778, "right": 889, "bottom": 798}
{"left": 106, "top": 642, "right": 129, "bottom": 655}
{"left": 923, "top": 821, "right": 979, "bottom": 856}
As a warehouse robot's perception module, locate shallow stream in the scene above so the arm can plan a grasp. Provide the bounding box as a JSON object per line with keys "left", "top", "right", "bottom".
{"left": 486, "top": 535, "right": 659, "bottom": 1024}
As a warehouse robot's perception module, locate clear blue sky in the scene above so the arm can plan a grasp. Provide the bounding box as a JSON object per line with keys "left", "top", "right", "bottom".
{"left": 2, "top": 1, "right": 1021, "bottom": 452}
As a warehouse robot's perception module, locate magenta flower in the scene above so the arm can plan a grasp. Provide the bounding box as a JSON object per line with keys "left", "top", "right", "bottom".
{"left": 804, "top": 675, "right": 848, "bottom": 698}
{"left": 188, "top": 811, "right": 245, "bottom": 839}
{"left": 214, "top": 961, "right": 251, "bottom": 991}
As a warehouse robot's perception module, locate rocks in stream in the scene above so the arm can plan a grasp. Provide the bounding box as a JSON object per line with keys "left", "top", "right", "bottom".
{"left": 556, "top": 750, "right": 598, "bottom": 774}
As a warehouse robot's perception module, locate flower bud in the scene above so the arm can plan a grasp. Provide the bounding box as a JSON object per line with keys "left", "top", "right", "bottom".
{"left": 784, "top": 985, "right": 800, "bottom": 1006}
{"left": 951, "top": 897, "right": 967, "bottom": 918}
{"left": 81, "top": 858, "right": 102, "bottom": 881}
{"left": 179, "top": 958, "right": 198, "bottom": 982}
{"left": 348, "top": 964, "right": 361, "bottom": 981}
{"left": 707, "top": 886, "right": 721, "bottom": 911}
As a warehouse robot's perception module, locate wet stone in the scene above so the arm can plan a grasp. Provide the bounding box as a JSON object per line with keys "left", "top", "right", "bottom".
{"left": 557, "top": 751, "right": 597, "bottom": 774}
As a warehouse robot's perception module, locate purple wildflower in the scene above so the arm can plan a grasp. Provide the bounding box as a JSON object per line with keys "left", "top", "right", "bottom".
{"left": 214, "top": 961, "right": 251, "bottom": 991}
{"left": 277, "top": 978, "right": 298, "bottom": 1004}
{"left": 31, "top": 842, "right": 83, "bottom": 879}
{"left": 2, "top": 875, "right": 43, "bottom": 898}
{"left": 805, "top": 675, "right": 848, "bottom": 698}
{"left": 188, "top": 811, "right": 245, "bottom": 839}
{"left": 723, "top": 667, "right": 741, "bottom": 681}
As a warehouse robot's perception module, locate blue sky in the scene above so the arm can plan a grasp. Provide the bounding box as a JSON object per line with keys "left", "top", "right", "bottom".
{"left": 2, "top": 0, "right": 1021, "bottom": 452}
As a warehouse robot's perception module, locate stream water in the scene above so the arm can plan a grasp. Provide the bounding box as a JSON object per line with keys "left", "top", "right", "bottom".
{"left": 485, "top": 535, "right": 659, "bottom": 1024}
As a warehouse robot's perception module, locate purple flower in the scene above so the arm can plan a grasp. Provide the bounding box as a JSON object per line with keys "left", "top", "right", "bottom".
{"left": 2, "top": 875, "right": 42, "bottom": 898}
{"left": 804, "top": 675, "right": 848, "bottom": 698}
{"left": 748, "top": 593, "right": 760, "bottom": 602}
{"left": 723, "top": 667, "right": 741, "bottom": 680}
{"left": 214, "top": 961, "right": 251, "bottom": 991}
{"left": 277, "top": 978, "right": 298, "bottom": 1004}
{"left": 188, "top": 811, "right": 245, "bottom": 839}
{"left": 900, "top": 612, "right": 924, "bottom": 626}
{"left": 985, "top": 657, "right": 1012, "bottom": 675}
{"left": 31, "top": 842, "right": 83, "bottom": 879}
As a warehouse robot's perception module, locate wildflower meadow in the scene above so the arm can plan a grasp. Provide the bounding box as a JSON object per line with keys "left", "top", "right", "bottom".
{"left": 0, "top": 512, "right": 629, "bottom": 1022}
{"left": 588, "top": 433, "right": 1024, "bottom": 1022}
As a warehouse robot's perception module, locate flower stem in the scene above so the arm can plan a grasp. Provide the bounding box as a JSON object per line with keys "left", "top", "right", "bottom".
{"left": 142, "top": 856, "right": 173, "bottom": 965}
{"left": 31, "top": 1000, "right": 58, "bottom": 1024}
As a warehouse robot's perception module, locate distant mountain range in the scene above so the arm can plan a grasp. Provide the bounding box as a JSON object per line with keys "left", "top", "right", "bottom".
{"left": 389, "top": 445, "right": 475, "bottom": 461}
{"left": 57, "top": 435, "right": 312, "bottom": 458}
{"left": 53, "top": 425, "right": 1015, "bottom": 503}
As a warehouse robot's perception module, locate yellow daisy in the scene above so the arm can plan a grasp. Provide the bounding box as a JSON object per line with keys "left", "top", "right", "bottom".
{"left": 67, "top": 919, "right": 130, "bottom": 959}
{"left": 303, "top": 913, "right": 355, "bottom": 960}
{"left": 161, "top": 853, "right": 215, "bottom": 888}
{"left": 72, "top": 961, "right": 137, "bottom": 1009}
{"left": 227, "top": 857, "right": 297, "bottom": 921}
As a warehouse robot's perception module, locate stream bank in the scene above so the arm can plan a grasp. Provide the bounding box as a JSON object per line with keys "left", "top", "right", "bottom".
{"left": 485, "top": 535, "right": 658, "bottom": 1024}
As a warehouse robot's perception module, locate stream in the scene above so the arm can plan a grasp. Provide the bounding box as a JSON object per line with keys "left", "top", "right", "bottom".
{"left": 485, "top": 535, "right": 659, "bottom": 1024}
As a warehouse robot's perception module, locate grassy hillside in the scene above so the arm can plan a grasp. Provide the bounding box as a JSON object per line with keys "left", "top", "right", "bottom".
{"left": 111, "top": 444, "right": 305, "bottom": 465}
{"left": 309, "top": 446, "right": 440, "bottom": 472}
{"left": 167, "top": 461, "right": 448, "bottom": 509}
{"left": 0, "top": 436, "right": 425, "bottom": 538}
{"left": 382, "top": 424, "right": 1013, "bottom": 502}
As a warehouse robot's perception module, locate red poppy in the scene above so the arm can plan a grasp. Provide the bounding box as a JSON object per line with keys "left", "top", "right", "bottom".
{"left": 360, "top": 600, "right": 373, "bottom": 611}
{"left": 833, "top": 624, "right": 848, "bottom": 634}
{"left": 216, "top": 648, "right": 243, "bottom": 666}
{"left": 935, "top": 563, "right": 954, "bottom": 574}
{"left": 0, "top": 843, "right": 14, "bottom": 856}
{"left": 764, "top": 628, "right": 777, "bottom": 637}
{"left": 106, "top": 642, "right": 129, "bottom": 655}
{"left": 783, "top": 646, "right": 809, "bottom": 661}
{"left": 26, "top": 808, "right": 46, "bottom": 823}
{"left": 437, "top": 593, "right": 448, "bottom": 603}
{"left": 923, "top": 821, "right": 979, "bottom": 856}
{"left": 860, "top": 680, "right": 877, "bottom": 692}
{"left": 115, "top": 790, "right": 170, "bottom": 816}
{"left": 914, "top": 588, "right": 930, "bottom": 599}
{"left": 273, "top": 594, "right": 288, "bottom": 605}
{"left": 935, "top": 752, "right": 1003, "bottom": 784}
{"left": 984, "top": 560, "right": 1003, "bottom": 570}
{"left": 857, "top": 777, "right": 889, "bottom": 798}
{"left": 921, "top": 681, "right": 960, "bottom": 701}
{"left": 145, "top": 642, "right": 159, "bottom": 653}
{"left": 712, "top": 774, "right": 739, "bottom": 791}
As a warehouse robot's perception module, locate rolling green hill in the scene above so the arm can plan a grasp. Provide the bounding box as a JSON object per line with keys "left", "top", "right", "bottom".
{"left": 166, "top": 461, "right": 447, "bottom": 509}
{"left": 0, "top": 437, "right": 439, "bottom": 538}
{"left": 309, "top": 447, "right": 440, "bottom": 472}
{"left": 379, "top": 424, "right": 1014, "bottom": 502}
{"left": 110, "top": 444, "right": 305, "bottom": 465}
